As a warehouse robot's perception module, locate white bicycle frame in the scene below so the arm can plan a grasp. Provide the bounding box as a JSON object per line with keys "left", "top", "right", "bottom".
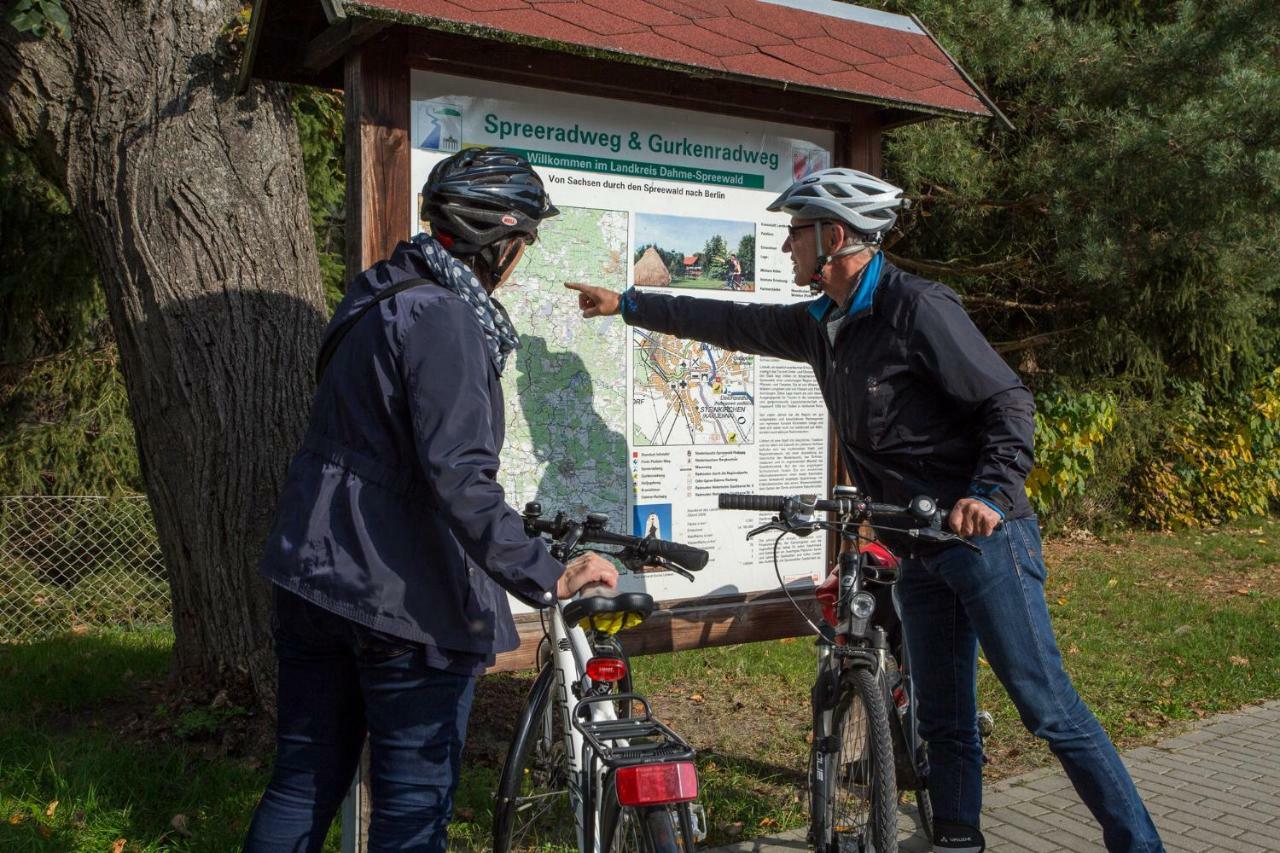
{"left": 543, "top": 599, "right": 625, "bottom": 853}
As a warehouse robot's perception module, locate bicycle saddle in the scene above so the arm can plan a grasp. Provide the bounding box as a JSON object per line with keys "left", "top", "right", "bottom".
{"left": 563, "top": 592, "right": 655, "bottom": 633}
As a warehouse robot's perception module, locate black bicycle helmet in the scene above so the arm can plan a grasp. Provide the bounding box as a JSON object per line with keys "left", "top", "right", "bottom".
{"left": 420, "top": 147, "right": 559, "bottom": 255}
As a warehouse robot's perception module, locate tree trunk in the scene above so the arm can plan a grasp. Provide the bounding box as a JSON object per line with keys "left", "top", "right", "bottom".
{"left": 1, "top": 0, "right": 328, "bottom": 705}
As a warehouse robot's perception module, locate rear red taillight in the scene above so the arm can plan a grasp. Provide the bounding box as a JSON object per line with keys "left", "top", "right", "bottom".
{"left": 586, "top": 656, "right": 629, "bottom": 683}
{"left": 614, "top": 761, "right": 699, "bottom": 806}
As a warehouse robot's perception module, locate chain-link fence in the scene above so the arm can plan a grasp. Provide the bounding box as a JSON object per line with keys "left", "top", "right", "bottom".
{"left": 0, "top": 496, "right": 169, "bottom": 642}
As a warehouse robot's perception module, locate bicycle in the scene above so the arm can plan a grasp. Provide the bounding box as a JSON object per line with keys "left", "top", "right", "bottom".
{"left": 717, "top": 487, "right": 979, "bottom": 853}
{"left": 492, "top": 502, "right": 710, "bottom": 853}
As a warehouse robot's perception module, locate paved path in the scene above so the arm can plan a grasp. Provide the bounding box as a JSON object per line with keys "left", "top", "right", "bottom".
{"left": 711, "top": 700, "right": 1280, "bottom": 852}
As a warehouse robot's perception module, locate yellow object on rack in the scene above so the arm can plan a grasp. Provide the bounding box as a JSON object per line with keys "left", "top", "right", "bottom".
{"left": 579, "top": 610, "right": 646, "bottom": 635}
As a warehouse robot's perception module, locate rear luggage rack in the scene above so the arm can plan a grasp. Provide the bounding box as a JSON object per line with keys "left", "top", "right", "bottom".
{"left": 572, "top": 694, "right": 695, "bottom": 767}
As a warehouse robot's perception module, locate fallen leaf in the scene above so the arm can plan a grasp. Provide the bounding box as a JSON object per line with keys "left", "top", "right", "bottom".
{"left": 759, "top": 817, "right": 777, "bottom": 827}
{"left": 70, "top": 624, "right": 89, "bottom": 636}
{"left": 1106, "top": 578, "right": 1119, "bottom": 588}
{"left": 45, "top": 800, "right": 58, "bottom": 818}
{"left": 7, "top": 814, "right": 21, "bottom": 826}
{"left": 778, "top": 637, "right": 796, "bottom": 644}
{"left": 978, "top": 657, "right": 990, "bottom": 668}
{"left": 1057, "top": 597, "right": 1068, "bottom": 606}
{"left": 112, "top": 840, "right": 127, "bottom": 853}
{"left": 170, "top": 814, "right": 191, "bottom": 837}
{"left": 1230, "top": 656, "right": 1250, "bottom": 667}
{"left": 1067, "top": 645, "right": 1080, "bottom": 655}
{"left": 688, "top": 693, "right": 704, "bottom": 703}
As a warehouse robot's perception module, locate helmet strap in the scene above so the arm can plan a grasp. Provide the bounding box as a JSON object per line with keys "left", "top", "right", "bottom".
{"left": 809, "top": 222, "right": 828, "bottom": 294}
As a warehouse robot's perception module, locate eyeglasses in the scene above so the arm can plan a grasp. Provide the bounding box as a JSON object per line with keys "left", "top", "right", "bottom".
{"left": 784, "top": 222, "right": 824, "bottom": 241}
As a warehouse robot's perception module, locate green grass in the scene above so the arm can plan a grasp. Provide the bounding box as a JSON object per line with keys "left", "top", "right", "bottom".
{"left": 0, "top": 628, "right": 312, "bottom": 852}
{"left": 4, "top": 521, "right": 1277, "bottom": 849}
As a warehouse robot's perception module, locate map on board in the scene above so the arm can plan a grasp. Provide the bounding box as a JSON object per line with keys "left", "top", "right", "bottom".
{"left": 497, "top": 206, "right": 630, "bottom": 524}
{"left": 632, "top": 331, "right": 755, "bottom": 446}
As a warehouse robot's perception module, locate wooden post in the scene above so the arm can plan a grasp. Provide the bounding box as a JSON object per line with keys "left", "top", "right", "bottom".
{"left": 344, "top": 34, "right": 411, "bottom": 282}
{"left": 341, "top": 37, "right": 409, "bottom": 851}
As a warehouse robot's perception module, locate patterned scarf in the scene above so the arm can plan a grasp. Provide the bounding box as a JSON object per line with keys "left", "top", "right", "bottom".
{"left": 413, "top": 233, "right": 520, "bottom": 375}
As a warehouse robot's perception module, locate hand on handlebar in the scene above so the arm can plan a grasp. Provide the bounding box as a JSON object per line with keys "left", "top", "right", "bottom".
{"left": 565, "top": 282, "right": 621, "bottom": 318}
{"left": 556, "top": 552, "right": 619, "bottom": 600}
{"left": 949, "top": 498, "right": 1001, "bottom": 538}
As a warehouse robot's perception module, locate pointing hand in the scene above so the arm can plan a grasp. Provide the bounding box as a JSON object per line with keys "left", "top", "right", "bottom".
{"left": 564, "top": 282, "right": 622, "bottom": 318}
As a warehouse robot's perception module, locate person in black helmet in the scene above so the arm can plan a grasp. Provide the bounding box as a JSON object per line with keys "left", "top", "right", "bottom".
{"left": 244, "top": 147, "right": 618, "bottom": 853}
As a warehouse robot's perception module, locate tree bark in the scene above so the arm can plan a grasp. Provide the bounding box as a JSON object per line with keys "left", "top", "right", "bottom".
{"left": 1, "top": 1, "right": 328, "bottom": 705}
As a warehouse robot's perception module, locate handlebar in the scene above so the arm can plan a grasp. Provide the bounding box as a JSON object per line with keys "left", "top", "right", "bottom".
{"left": 717, "top": 491, "right": 979, "bottom": 553}
{"left": 523, "top": 504, "right": 709, "bottom": 573}
{"left": 718, "top": 492, "right": 941, "bottom": 522}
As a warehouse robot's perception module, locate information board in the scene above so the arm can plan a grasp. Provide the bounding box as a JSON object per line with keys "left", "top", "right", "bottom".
{"left": 409, "top": 71, "right": 835, "bottom": 609}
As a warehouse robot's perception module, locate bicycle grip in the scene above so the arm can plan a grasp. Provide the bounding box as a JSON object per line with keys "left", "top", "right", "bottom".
{"left": 717, "top": 493, "right": 787, "bottom": 513}
{"left": 646, "top": 538, "right": 709, "bottom": 571}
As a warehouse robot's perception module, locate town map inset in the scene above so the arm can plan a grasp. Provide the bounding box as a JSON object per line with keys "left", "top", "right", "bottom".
{"left": 632, "top": 331, "right": 755, "bottom": 446}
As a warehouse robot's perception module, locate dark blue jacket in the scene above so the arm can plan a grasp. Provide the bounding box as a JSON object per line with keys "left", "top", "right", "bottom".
{"left": 622, "top": 261, "right": 1036, "bottom": 522}
{"left": 259, "top": 241, "right": 563, "bottom": 664}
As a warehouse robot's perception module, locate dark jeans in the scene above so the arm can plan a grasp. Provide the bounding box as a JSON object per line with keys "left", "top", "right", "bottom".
{"left": 897, "top": 517, "right": 1164, "bottom": 852}
{"left": 244, "top": 588, "right": 476, "bottom": 853}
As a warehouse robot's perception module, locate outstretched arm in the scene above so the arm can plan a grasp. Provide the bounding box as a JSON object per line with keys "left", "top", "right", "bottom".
{"left": 565, "top": 282, "right": 816, "bottom": 364}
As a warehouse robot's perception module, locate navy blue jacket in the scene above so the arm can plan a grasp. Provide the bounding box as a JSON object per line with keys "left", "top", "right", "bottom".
{"left": 622, "top": 261, "right": 1036, "bottom": 522}
{"left": 259, "top": 241, "right": 563, "bottom": 665}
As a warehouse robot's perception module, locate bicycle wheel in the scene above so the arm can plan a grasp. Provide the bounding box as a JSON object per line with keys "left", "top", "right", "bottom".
{"left": 602, "top": 798, "right": 694, "bottom": 853}
{"left": 914, "top": 786, "right": 933, "bottom": 842}
{"left": 824, "top": 667, "right": 897, "bottom": 853}
{"left": 492, "top": 664, "right": 576, "bottom": 852}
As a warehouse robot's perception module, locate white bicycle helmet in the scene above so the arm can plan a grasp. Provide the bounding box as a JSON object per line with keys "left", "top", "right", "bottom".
{"left": 768, "top": 168, "right": 908, "bottom": 290}
{"left": 768, "top": 168, "right": 907, "bottom": 236}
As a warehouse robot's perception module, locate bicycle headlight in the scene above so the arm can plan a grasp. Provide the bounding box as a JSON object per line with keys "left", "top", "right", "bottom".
{"left": 850, "top": 592, "right": 876, "bottom": 620}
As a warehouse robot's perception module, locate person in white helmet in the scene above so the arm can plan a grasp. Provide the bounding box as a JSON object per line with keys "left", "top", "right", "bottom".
{"left": 567, "top": 168, "right": 1163, "bottom": 853}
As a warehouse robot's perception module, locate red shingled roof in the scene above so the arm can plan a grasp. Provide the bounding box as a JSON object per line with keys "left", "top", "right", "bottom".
{"left": 345, "top": 0, "right": 992, "bottom": 117}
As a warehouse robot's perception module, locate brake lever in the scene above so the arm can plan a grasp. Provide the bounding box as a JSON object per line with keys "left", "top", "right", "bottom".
{"left": 617, "top": 551, "right": 697, "bottom": 582}
{"left": 747, "top": 519, "right": 789, "bottom": 539}
{"left": 908, "top": 527, "right": 982, "bottom": 553}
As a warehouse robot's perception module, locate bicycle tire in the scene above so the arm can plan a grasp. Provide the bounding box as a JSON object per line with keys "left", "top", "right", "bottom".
{"left": 601, "top": 796, "right": 694, "bottom": 853}
{"left": 823, "top": 667, "right": 897, "bottom": 853}
{"left": 492, "top": 663, "right": 575, "bottom": 852}
{"left": 914, "top": 786, "right": 934, "bottom": 842}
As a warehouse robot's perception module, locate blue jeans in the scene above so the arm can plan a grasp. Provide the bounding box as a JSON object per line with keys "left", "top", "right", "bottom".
{"left": 897, "top": 517, "right": 1164, "bottom": 852}
{"left": 244, "top": 588, "right": 476, "bottom": 853}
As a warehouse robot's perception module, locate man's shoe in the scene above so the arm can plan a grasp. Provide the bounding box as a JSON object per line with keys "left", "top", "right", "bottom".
{"left": 932, "top": 820, "right": 985, "bottom": 852}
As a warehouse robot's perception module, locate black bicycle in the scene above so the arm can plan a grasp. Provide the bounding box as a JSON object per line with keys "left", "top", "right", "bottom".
{"left": 492, "top": 503, "right": 709, "bottom": 853}
{"left": 718, "top": 487, "right": 979, "bottom": 853}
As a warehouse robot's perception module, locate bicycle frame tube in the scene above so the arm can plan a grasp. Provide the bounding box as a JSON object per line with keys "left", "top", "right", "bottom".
{"left": 548, "top": 602, "right": 623, "bottom": 853}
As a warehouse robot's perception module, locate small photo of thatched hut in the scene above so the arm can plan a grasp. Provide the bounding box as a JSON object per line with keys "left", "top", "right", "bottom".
{"left": 632, "top": 246, "right": 672, "bottom": 287}
{"left": 633, "top": 212, "right": 756, "bottom": 292}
